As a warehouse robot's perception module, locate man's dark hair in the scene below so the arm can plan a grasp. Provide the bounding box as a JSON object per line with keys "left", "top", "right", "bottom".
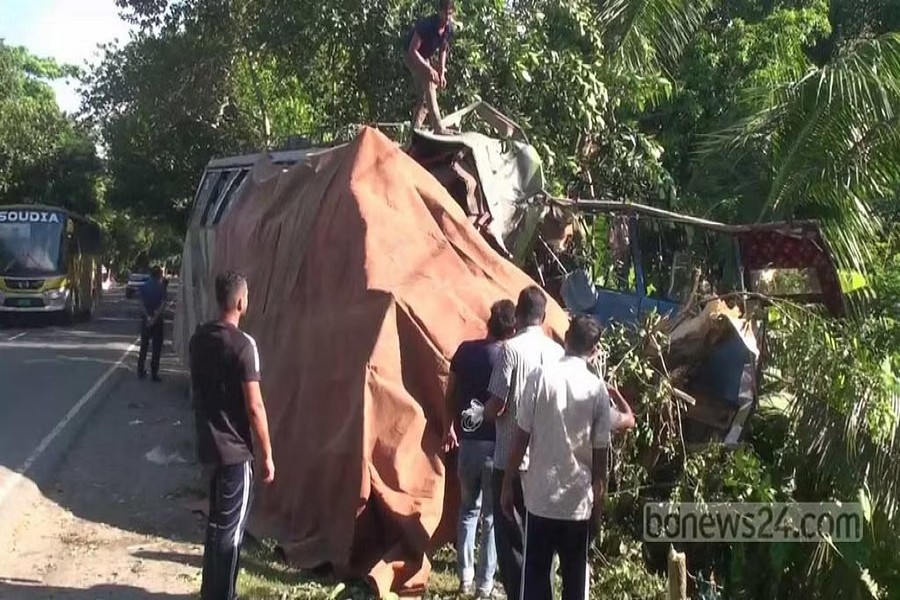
{"left": 215, "top": 271, "right": 247, "bottom": 311}
{"left": 487, "top": 299, "right": 516, "bottom": 340}
{"left": 439, "top": 0, "right": 455, "bottom": 12}
{"left": 566, "top": 314, "right": 602, "bottom": 357}
{"left": 150, "top": 265, "right": 163, "bottom": 279}
{"left": 516, "top": 285, "right": 547, "bottom": 326}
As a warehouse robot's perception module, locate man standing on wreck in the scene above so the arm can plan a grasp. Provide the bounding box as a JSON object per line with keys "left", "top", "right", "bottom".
{"left": 403, "top": 0, "right": 455, "bottom": 135}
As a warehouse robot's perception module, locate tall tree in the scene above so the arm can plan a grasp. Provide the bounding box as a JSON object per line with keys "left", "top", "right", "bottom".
{"left": 702, "top": 32, "right": 900, "bottom": 273}
{"left": 0, "top": 42, "right": 101, "bottom": 215}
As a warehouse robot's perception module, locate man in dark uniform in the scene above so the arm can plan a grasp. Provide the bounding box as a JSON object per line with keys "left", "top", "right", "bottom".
{"left": 404, "top": 0, "right": 455, "bottom": 134}
{"left": 189, "top": 271, "right": 275, "bottom": 600}
{"left": 137, "top": 265, "right": 167, "bottom": 381}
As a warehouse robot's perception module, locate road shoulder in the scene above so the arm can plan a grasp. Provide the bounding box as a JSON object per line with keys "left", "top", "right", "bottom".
{"left": 0, "top": 350, "right": 204, "bottom": 599}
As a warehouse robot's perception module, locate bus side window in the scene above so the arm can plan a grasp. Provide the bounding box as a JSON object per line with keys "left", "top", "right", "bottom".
{"left": 196, "top": 171, "right": 229, "bottom": 228}
{"left": 637, "top": 219, "right": 681, "bottom": 302}
{"left": 201, "top": 170, "right": 243, "bottom": 228}
{"left": 212, "top": 169, "right": 249, "bottom": 225}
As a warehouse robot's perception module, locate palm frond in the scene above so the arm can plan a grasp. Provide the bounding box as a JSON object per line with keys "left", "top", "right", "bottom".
{"left": 700, "top": 33, "right": 900, "bottom": 273}
{"left": 778, "top": 311, "right": 900, "bottom": 527}
{"left": 597, "top": 0, "right": 714, "bottom": 76}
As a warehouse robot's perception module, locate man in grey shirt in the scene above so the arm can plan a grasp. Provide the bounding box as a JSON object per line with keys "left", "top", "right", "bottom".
{"left": 484, "top": 286, "right": 564, "bottom": 600}
{"left": 501, "top": 315, "right": 611, "bottom": 600}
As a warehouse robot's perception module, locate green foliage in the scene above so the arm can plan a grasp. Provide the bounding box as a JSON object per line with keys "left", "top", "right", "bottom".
{"left": 768, "top": 305, "right": 900, "bottom": 517}
{"left": 867, "top": 198, "right": 900, "bottom": 314}
{"left": 593, "top": 298, "right": 900, "bottom": 599}
{"left": 89, "top": 0, "right": 710, "bottom": 225}
{"left": 655, "top": 0, "right": 833, "bottom": 211}
{"left": 69, "top": 1, "right": 900, "bottom": 596}
{"left": 0, "top": 42, "right": 101, "bottom": 214}
{"left": 673, "top": 444, "right": 778, "bottom": 503}
{"left": 700, "top": 30, "right": 900, "bottom": 274}
{"left": 590, "top": 537, "right": 666, "bottom": 599}
{"left": 97, "top": 208, "right": 182, "bottom": 271}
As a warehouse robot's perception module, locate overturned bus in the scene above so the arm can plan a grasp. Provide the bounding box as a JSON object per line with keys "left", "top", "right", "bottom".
{"left": 175, "top": 106, "right": 851, "bottom": 465}
{"left": 174, "top": 126, "right": 573, "bottom": 595}
{"left": 174, "top": 111, "right": 849, "bottom": 593}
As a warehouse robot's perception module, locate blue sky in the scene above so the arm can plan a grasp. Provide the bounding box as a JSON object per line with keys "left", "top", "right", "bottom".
{"left": 0, "top": 0, "right": 132, "bottom": 114}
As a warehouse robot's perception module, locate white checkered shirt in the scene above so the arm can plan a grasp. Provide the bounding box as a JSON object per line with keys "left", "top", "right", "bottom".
{"left": 487, "top": 326, "right": 564, "bottom": 471}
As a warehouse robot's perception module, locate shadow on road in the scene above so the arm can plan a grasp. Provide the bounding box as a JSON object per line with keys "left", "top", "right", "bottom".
{"left": 0, "top": 581, "right": 192, "bottom": 599}
{"left": 0, "top": 285, "right": 206, "bottom": 594}
{"left": 31, "top": 351, "right": 205, "bottom": 544}
{"left": 132, "top": 550, "right": 204, "bottom": 570}
{"left": 0, "top": 313, "right": 60, "bottom": 329}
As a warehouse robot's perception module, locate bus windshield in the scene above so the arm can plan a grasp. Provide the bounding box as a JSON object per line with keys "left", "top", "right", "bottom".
{"left": 0, "top": 210, "right": 66, "bottom": 276}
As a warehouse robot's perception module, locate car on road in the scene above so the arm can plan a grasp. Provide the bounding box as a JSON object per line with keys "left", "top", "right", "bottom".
{"left": 125, "top": 272, "right": 150, "bottom": 299}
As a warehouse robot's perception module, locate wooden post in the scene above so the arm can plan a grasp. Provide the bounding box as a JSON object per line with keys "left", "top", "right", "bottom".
{"left": 667, "top": 545, "right": 687, "bottom": 600}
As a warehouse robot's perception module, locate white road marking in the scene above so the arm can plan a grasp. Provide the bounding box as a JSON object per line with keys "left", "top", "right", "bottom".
{"left": 0, "top": 338, "right": 139, "bottom": 508}
{"left": 0, "top": 341, "right": 134, "bottom": 351}
{"left": 8, "top": 333, "right": 26, "bottom": 341}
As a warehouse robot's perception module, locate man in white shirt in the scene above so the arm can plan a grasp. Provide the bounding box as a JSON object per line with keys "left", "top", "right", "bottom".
{"left": 483, "top": 286, "right": 564, "bottom": 600}
{"left": 501, "top": 315, "right": 611, "bottom": 600}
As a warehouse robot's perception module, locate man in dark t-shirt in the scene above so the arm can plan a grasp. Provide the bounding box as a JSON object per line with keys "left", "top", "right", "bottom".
{"left": 189, "top": 271, "right": 274, "bottom": 600}
{"left": 137, "top": 266, "right": 168, "bottom": 381}
{"left": 443, "top": 299, "right": 516, "bottom": 597}
{"left": 403, "top": 0, "right": 455, "bottom": 134}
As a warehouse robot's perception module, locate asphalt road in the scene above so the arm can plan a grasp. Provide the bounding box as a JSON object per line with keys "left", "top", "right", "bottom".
{"left": 0, "top": 283, "right": 205, "bottom": 598}
{"left": 0, "top": 285, "right": 172, "bottom": 506}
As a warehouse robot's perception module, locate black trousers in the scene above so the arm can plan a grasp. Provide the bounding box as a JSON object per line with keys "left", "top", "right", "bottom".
{"left": 138, "top": 317, "right": 164, "bottom": 376}
{"left": 492, "top": 468, "right": 526, "bottom": 600}
{"left": 201, "top": 462, "right": 254, "bottom": 600}
{"left": 522, "top": 513, "right": 590, "bottom": 600}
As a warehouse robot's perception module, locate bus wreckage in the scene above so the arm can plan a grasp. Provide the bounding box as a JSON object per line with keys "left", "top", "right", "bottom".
{"left": 407, "top": 102, "right": 847, "bottom": 446}
{"left": 175, "top": 103, "right": 849, "bottom": 594}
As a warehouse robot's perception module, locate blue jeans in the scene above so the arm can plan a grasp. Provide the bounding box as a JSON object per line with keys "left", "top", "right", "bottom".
{"left": 457, "top": 439, "right": 497, "bottom": 593}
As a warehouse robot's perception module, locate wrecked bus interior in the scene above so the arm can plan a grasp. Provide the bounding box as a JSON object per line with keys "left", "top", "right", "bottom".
{"left": 541, "top": 201, "right": 847, "bottom": 445}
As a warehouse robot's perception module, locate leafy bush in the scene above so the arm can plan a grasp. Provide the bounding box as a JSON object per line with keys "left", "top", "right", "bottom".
{"left": 589, "top": 296, "right": 900, "bottom": 599}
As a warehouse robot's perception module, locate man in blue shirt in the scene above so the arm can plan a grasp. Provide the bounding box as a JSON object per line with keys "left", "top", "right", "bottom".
{"left": 137, "top": 265, "right": 168, "bottom": 381}
{"left": 404, "top": 0, "right": 455, "bottom": 135}
{"left": 444, "top": 299, "right": 516, "bottom": 598}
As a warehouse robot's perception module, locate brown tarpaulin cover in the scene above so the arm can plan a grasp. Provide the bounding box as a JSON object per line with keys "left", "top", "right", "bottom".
{"left": 208, "top": 128, "right": 568, "bottom": 595}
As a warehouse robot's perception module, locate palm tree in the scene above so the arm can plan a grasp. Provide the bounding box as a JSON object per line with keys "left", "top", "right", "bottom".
{"left": 695, "top": 29, "right": 900, "bottom": 597}
{"left": 703, "top": 33, "right": 900, "bottom": 276}
{"left": 599, "top": 0, "right": 714, "bottom": 77}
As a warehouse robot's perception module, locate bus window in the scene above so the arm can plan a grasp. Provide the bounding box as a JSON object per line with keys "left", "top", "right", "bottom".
{"left": 637, "top": 218, "right": 741, "bottom": 304}
{"left": 590, "top": 214, "right": 636, "bottom": 293}
{"left": 212, "top": 169, "right": 249, "bottom": 225}
{"left": 201, "top": 169, "right": 242, "bottom": 228}
{"left": 192, "top": 171, "right": 226, "bottom": 228}
{"left": 0, "top": 210, "right": 67, "bottom": 276}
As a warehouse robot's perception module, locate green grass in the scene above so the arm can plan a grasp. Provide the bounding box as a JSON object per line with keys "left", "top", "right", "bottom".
{"left": 236, "top": 539, "right": 461, "bottom": 600}
{"left": 425, "top": 545, "right": 460, "bottom": 599}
